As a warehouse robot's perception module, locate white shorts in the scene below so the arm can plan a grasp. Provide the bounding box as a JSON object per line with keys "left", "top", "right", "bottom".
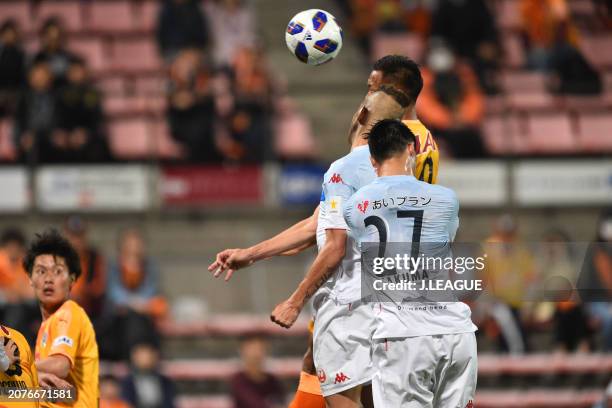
{"left": 372, "top": 332, "right": 478, "bottom": 408}
{"left": 313, "top": 299, "right": 376, "bottom": 397}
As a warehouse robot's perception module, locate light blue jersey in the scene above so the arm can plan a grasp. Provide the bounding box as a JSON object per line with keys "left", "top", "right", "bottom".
{"left": 344, "top": 175, "right": 477, "bottom": 338}
{"left": 316, "top": 145, "right": 375, "bottom": 304}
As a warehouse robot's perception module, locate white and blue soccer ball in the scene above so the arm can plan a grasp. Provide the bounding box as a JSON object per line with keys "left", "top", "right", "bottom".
{"left": 285, "top": 9, "right": 343, "bottom": 66}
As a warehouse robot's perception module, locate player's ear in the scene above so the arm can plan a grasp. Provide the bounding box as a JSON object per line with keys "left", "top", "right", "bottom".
{"left": 357, "top": 106, "right": 369, "bottom": 126}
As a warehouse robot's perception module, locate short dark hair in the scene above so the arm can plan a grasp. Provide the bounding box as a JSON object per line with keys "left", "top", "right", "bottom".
{"left": 379, "top": 85, "right": 411, "bottom": 108}
{"left": 368, "top": 119, "right": 416, "bottom": 163}
{"left": 0, "top": 228, "right": 26, "bottom": 247}
{"left": 23, "top": 229, "right": 81, "bottom": 279}
{"left": 373, "top": 55, "right": 423, "bottom": 106}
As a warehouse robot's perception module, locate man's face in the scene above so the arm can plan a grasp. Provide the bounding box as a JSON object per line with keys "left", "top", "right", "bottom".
{"left": 30, "top": 254, "right": 73, "bottom": 308}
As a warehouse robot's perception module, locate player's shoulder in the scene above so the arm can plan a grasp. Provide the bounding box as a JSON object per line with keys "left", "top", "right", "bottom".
{"left": 56, "top": 300, "right": 89, "bottom": 323}
{"left": 324, "top": 148, "right": 369, "bottom": 184}
{"left": 0, "top": 324, "right": 28, "bottom": 346}
{"left": 420, "top": 179, "right": 458, "bottom": 202}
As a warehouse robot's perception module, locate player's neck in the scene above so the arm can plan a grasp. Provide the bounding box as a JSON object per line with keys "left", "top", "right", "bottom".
{"left": 40, "top": 300, "right": 66, "bottom": 320}
{"left": 402, "top": 107, "right": 418, "bottom": 121}
{"left": 377, "top": 159, "right": 414, "bottom": 178}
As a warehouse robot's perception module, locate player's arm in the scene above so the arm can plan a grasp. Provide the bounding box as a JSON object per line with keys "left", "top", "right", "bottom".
{"left": 35, "top": 355, "right": 71, "bottom": 379}
{"left": 208, "top": 206, "right": 319, "bottom": 281}
{"left": 271, "top": 228, "right": 346, "bottom": 328}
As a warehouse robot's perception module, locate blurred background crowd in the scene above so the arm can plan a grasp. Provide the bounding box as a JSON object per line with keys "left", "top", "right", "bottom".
{"left": 0, "top": 0, "right": 610, "bottom": 407}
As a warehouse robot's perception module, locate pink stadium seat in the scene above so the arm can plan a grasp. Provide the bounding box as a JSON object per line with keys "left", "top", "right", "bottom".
{"left": 35, "top": 2, "right": 82, "bottom": 32}
{"left": 497, "top": 0, "right": 521, "bottom": 30}
{"left": 581, "top": 35, "right": 612, "bottom": 68}
{"left": 135, "top": 1, "right": 160, "bottom": 31}
{"left": 108, "top": 118, "right": 152, "bottom": 159}
{"left": 506, "top": 92, "right": 558, "bottom": 111}
{"left": 0, "top": 2, "right": 32, "bottom": 33}
{"left": 0, "top": 119, "right": 16, "bottom": 161}
{"left": 23, "top": 37, "right": 39, "bottom": 55}
{"left": 569, "top": 0, "right": 596, "bottom": 16}
{"left": 503, "top": 35, "right": 525, "bottom": 68}
{"left": 577, "top": 113, "right": 612, "bottom": 152}
{"left": 371, "top": 34, "right": 425, "bottom": 62}
{"left": 89, "top": 1, "right": 134, "bottom": 32}
{"left": 134, "top": 76, "right": 166, "bottom": 96}
{"left": 501, "top": 71, "right": 547, "bottom": 93}
{"left": 112, "top": 39, "right": 162, "bottom": 72}
{"left": 274, "top": 113, "right": 317, "bottom": 159}
{"left": 526, "top": 113, "right": 576, "bottom": 153}
{"left": 482, "top": 115, "right": 521, "bottom": 155}
{"left": 604, "top": 72, "right": 612, "bottom": 93}
{"left": 68, "top": 38, "right": 107, "bottom": 73}
{"left": 153, "top": 120, "right": 184, "bottom": 159}
{"left": 96, "top": 77, "right": 125, "bottom": 96}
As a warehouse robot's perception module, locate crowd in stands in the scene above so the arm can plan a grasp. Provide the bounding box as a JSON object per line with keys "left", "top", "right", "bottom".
{"left": 473, "top": 210, "right": 612, "bottom": 354}
{"left": 0, "top": 0, "right": 300, "bottom": 164}
{"left": 340, "top": 0, "right": 612, "bottom": 158}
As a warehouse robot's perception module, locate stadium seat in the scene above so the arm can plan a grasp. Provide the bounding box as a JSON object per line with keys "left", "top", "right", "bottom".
{"left": 568, "top": 0, "right": 596, "bottom": 16}
{"left": 482, "top": 115, "right": 521, "bottom": 155}
{"left": 68, "top": 38, "right": 107, "bottom": 73}
{"left": 0, "top": 119, "right": 16, "bottom": 161}
{"left": 135, "top": 1, "right": 160, "bottom": 31}
{"left": 501, "top": 71, "right": 547, "bottom": 93}
{"left": 577, "top": 113, "right": 612, "bottom": 152}
{"left": 111, "top": 39, "right": 162, "bottom": 72}
{"left": 526, "top": 113, "right": 577, "bottom": 153}
{"left": 274, "top": 113, "right": 317, "bottom": 160}
{"left": 35, "top": 1, "right": 82, "bottom": 32}
{"left": 497, "top": 0, "right": 521, "bottom": 30}
{"left": 581, "top": 35, "right": 612, "bottom": 68}
{"left": 506, "top": 92, "right": 558, "bottom": 111}
{"left": 88, "top": 1, "right": 134, "bottom": 33}
{"left": 134, "top": 76, "right": 166, "bottom": 96}
{"left": 153, "top": 120, "right": 184, "bottom": 159}
{"left": 502, "top": 35, "right": 525, "bottom": 69}
{"left": 108, "top": 118, "right": 153, "bottom": 159}
{"left": 0, "top": 2, "right": 33, "bottom": 33}
{"left": 371, "top": 34, "right": 425, "bottom": 62}
{"left": 96, "top": 77, "right": 125, "bottom": 96}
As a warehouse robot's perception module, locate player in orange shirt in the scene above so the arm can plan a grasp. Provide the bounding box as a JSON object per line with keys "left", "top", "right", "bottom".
{"left": 23, "top": 230, "right": 99, "bottom": 408}
{"left": 0, "top": 324, "right": 39, "bottom": 407}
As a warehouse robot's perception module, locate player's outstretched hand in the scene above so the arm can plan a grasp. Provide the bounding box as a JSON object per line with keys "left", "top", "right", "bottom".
{"left": 207, "top": 248, "right": 254, "bottom": 281}
{"left": 270, "top": 299, "right": 301, "bottom": 329}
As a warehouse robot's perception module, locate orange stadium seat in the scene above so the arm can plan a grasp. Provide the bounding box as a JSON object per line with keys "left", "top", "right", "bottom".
{"left": 88, "top": 1, "right": 134, "bottom": 33}
{"left": 68, "top": 38, "right": 107, "bottom": 73}
{"left": 577, "top": 113, "right": 612, "bottom": 152}
{"left": 526, "top": 113, "right": 577, "bottom": 153}
{"left": 111, "top": 39, "right": 162, "bottom": 72}
{"left": 108, "top": 118, "right": 152, "bottom": 159}
{"left": 35, "top": 1, "right": 82, "bottom": 33}
{"left": 371, "top": 34, "right": 425, "bottom": 63}
{"left": 0, "top": 2, "right": 33, "bottom": 33}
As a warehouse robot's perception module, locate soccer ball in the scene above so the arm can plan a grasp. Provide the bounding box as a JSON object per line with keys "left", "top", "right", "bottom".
{"left": 285, "top": 9, "right": 343, "bottom": 66}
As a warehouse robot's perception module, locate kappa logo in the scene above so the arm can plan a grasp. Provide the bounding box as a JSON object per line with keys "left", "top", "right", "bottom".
{"left": 334, "top": 372, "right": 350, "bottom": 384}
{"left": 317, "top": 369, "right": 327, "bottom": 383}
{"left": 329, "top": 173, "right": 343, "bottom": 184}
{"left": 465, "top": 400, "right": 474, "bottom": 408}
{"left": 357, "top": 200, "right": 369, "bottom": 214}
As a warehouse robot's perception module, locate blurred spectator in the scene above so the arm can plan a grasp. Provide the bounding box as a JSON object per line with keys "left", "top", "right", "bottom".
{"left": 534, "top": 230, "right": 591, "bottom": 352}
{"left": 347, "top": 0, "right": 378, "bottom": 56}
{"left": 63, "top": 216, "right": 107, "bottom": 319}
{"left": 108, "top": 228, "right": 166, "bottom": 356}
{"left": 578, "top": 210, "right": 612, "bottom": 351}
{"left": 376, "top": 0, "right": 406, "bottom": 33}
{"left": 100, "top": 375, "right": 133, "bottom": 408}
{"left": 13, "top": 59, "right": 62, "bottom": 163}
{"left": 417, "top": 41, "right": 487, "bottom": 158}
{"left": 56, "top": 56, "right": 111, "bottom": 162}
{"left": 0, "top": 228, "right": 38, "bottom": 343}
{"left": 0, "top": 20, "right": 26, "bottom": 117}
{"left": 592, "top": 379, "right": 612, "bottom": 408}
{"left": 204, "top": 0, "right": 255, "bottom": 67}
{"left": 225, "top": 46, "right": 274, "bottom": 162}
{"left": 34, "top": 17, "right": 74, "bottom": 87}
{"left": 230, "top": 333, "right": 285, "bottom": 408}
{"left": 482, "top": 215, "right": 536, "bottom": 353}
{"left": 167, "top": 49, "right": 219, "bottom": 162}
{"left": 156, "top": 0, "right": 209, "bottom": 62}
{"left": 121, "top": 343, "right": 176, "bottom": 408}
{"left": 430, "top": 0, "right": 501, "bottom": 94}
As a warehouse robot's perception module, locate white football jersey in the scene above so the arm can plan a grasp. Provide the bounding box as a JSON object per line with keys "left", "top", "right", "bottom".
{"left": 316, "top": 145, "right": 375, "bottom": 304}
{"left": 344, "top": 175, "right": 477, "bottom": 338}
